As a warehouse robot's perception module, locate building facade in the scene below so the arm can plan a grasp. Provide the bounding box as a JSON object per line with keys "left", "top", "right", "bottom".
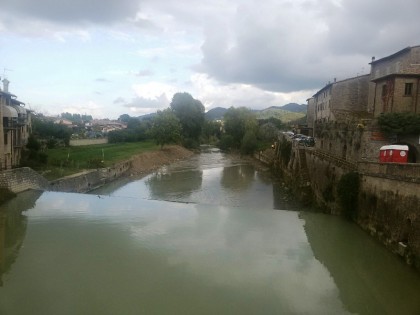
{"left": 369, "top": 46, "right": 420, "bottom": 117}
{"left": 309, "top": 74, "right": 370, "bottom": 126}
{"left": 0, "top": 79, "right": 31, "bottom": 170}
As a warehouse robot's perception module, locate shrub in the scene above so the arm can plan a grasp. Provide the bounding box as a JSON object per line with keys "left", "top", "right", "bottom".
{"left": 218, "top": 135, "right": 234, "bottom": 151}
{"left": 240, "top": 131, "right": 258, "bottom": 154}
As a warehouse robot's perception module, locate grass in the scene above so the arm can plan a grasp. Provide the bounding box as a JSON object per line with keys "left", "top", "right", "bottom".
{"left": 38, "top": 141, "right": 160, "bottom": 180}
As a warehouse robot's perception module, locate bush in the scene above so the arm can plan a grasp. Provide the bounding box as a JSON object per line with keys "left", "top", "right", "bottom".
{"left": 218, "top": 135, "right": 234, "bottom": 151}
{"left": 241, "top": 130, "right": 258, "bottom": 154}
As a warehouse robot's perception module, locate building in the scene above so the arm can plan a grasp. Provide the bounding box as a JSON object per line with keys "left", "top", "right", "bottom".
{"left": 369, "top": 45, "right": 420, "bottom": 116}
{"left": 0, "top": 79, "right": 32, "bottom": 170}
{"left": 309, "top": 75, "right": 370, "bottom": 126}
{"left": 307, "top": 45, "right": 420, "bottom": 163}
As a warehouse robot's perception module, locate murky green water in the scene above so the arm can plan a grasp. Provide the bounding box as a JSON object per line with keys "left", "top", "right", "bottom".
{"left": 1, "top": 150, "right": 419, "bottom": 314}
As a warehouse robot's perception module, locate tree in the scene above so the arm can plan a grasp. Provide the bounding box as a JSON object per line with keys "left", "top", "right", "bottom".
{"left": 119, "top": 114, "right": 131, "bottom": 123}
{"left": 223, "top": 107, "right": 257, "bottom": 149}
{"left": 170, "top": 92, "right": 205, "bottom": 148}
{"left": 377, "top": 112, "right": 420, "bottom": 136}
{"left": 150, "top": 109, "right": 181, "bottom": 148}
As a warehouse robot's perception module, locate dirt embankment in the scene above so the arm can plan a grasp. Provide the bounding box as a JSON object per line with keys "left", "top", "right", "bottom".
{"left": 129, "top": 145, "right": 194, "bottom": 176}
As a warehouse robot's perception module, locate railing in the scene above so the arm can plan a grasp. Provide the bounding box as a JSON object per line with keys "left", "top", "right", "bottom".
{"left": 307, "top": 149, "right": 357, "bottom": 170}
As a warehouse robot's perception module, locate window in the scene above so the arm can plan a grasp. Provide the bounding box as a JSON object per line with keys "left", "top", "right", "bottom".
{"left": 404, "top": 83, "right": 413, "bottom": 96}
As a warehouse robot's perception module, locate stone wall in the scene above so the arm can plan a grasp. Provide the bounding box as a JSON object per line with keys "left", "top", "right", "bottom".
{"left": 69, "top": 138, "right": 108, "bottom": 146}
{"left": 273, "top": 139, "right": 420, "bottom": 268}
{"left": 49, "top": 160, "right": 131, "bottom": 193}
{"left": 0, "top": 168, "right": 49, "bottom": 193}
{"left": 358, "top": 172, "right": 420, "bottom": 268}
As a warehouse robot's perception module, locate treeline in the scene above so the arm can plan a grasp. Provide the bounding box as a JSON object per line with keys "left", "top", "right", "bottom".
{"left": 110, "top": 92, "right": 285, "bottom": 154}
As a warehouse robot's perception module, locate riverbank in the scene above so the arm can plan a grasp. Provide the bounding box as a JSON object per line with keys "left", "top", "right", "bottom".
{"left": 129, "top": 145, "right": 194, "bottom": 177}
{"left": 49, "top": 145, "right": 194, "bottom": 193}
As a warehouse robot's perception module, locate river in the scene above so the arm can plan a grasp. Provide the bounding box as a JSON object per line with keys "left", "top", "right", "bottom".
{"left": 0, "top": 148, "right": 419, "bottom": 314}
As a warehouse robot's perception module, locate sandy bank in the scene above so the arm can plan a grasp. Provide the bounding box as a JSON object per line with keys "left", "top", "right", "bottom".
{"left": 129, "top": 145, "right": 194, "bottom": 176}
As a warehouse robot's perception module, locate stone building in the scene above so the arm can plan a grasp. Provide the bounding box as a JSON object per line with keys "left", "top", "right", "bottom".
{"left": 369, "top": 45, "right": 420, "bottom": 116}
{"left": 309, "top": 74, "right": 370, "bottom": 125}
{"left": 0, "top": 79, "right": 31, "bottom": 170}
{"left": 307, "top": 45, "right": 420, "bottom": 163}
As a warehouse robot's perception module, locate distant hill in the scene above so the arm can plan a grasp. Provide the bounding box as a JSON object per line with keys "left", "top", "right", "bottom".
{"left": 277, "top": 103, "right": 307, "bottom": 113}
{"left": 205, "top": 107, "right": 227, "bottom": 120}
{"left": 206, "top": 104, "right": 308, "bottom": 123}
{"left": 137, "top": 112, "right": 156, "bottom": 120}
{"left": 256, "top": 107, "right": 305, "bottom": 123}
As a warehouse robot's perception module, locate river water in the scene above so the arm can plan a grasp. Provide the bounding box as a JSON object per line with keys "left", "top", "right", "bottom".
{"left": 0, "top": 149, "right": 419, "bottom": 314}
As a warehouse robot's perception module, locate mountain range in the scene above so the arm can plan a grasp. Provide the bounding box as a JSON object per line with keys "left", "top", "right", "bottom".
{"left": 205, "top": 103, "right": 307, "bottom": 122}
{"left": 136, "top": 103, "right": 307, "bottom": 123}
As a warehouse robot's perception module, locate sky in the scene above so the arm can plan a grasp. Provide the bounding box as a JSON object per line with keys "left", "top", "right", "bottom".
{"left": 1, "top": 0, "right": 420, "bottom": 119}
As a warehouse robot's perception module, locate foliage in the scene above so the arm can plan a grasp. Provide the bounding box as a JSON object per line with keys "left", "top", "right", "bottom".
{"left": 241, "top": 130, "right": 258, "bottom": 154}
{"left": 257, "top": 122, "right": 280, "bottom": 143}
{"left": 170, "top": 92, "right": 205, "bottom": 147}
{"left": 20, "top": 135, "right": 48, "bottom": 168}
{"left": 337, "top": 172, "right": 360, "bottom": 219}
{"left": 258, "top": 117, "right": 284, "bottom": 130}
{"left": 223, "top": 107, "right": 257, "bottom": 149}
{"left": 377, "top": 112, "right": 420, "bottom": 136}
{"left": 201, "top": 120, "right": 222, "bottom": 144}
{"left": 150, "top": 109, "right": 181, "bottom": 148}
{"left": 26, "top": 135, "right": 41, "bottom": 151}
{"left": 108, "top": 118, "right": 152, "bottom": 143}
{"left": 119, "top": 114, "right": 131, "bottom": 123}
{"left": 32, "top": 116, "right": 72, "bottom": 146}
{"left": 61, "top": 112, "right": 92, "bottom": 123}
{"left": 218, "top": 135, "right": 234, "bottom": 151}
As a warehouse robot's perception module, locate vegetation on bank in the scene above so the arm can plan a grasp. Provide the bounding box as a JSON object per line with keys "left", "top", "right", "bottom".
{"left": 26, "top": 141, "right": 159, "bottom": 180}
{"left": 377, "top": 112, "right": 420, "bottom": 136}
{"left": 22, "top": 92, "right": 296, "bottom": 180}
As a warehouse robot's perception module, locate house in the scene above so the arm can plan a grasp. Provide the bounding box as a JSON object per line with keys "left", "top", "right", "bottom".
{"left": 309, "top": 75, "right": 370, "bottom": 126}
{"left": 306, "top": 45, "right": 420, "bottom": 162}
{"left": 0, "top": 79, "right": 32, "bottom": 170}
{"left": 369, "top": 45, "right": 420, "bottom": 116}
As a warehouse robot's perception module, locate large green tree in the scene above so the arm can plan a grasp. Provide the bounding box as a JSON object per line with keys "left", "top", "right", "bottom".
{"left": 223, "top": 107, "right": 257, "bottom": 149}
{"left": 170, "top": 92, "right": 205, "bottom": 148}
{"left": 149, "top": 109, "right": 181, "bottom": 148}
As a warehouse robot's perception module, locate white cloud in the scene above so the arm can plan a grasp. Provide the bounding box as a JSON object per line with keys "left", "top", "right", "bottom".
{"left": 190, "top": 74, "right": 311, "bottom": 110}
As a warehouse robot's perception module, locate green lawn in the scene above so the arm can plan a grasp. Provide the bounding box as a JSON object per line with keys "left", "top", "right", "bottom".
{"left": 39, "top": 141, "right": 159, "bottom": 180}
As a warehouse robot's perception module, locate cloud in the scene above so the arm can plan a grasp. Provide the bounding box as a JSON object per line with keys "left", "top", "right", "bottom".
{"left": 196, "top": 0, "right": 420, "bottom": 93}
{"left": 190, "top": 74, "right": 312, "bottom": 111}
{"left": 0, "top": 0, "right": 140, "bottom": 25}
{"left": 133, "top": 69, "right": 154, "bottom": 77}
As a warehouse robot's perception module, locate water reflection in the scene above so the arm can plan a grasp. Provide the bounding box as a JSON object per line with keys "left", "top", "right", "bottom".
{"left": 220, "top": 164, "right": 255, "bottom": 191}
{"left": 0, "top": 190, "right": 42, "bottom": 286}
{"left": 302, "top": 212, "right": 420, "bottom": 314}
{"left": 146, "top": 169, "right": 203, "bottom": 201}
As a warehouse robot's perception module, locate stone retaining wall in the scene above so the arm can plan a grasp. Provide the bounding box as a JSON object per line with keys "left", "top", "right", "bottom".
{"left": 49, "top": 160, "right": 131, "bottom": 193}
{"left": 0, "top": 167, "right": 49, "bottom": 193}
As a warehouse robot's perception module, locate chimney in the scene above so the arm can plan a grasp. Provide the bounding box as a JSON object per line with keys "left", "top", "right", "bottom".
{"left": 2, "top": 78, "right": 9, "bottom": 93}
{"left": 334, "top": 78, "right": 336, "bottom": 83}
{"left": 371, "top": 56, "right": 375, "bottom": 62}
